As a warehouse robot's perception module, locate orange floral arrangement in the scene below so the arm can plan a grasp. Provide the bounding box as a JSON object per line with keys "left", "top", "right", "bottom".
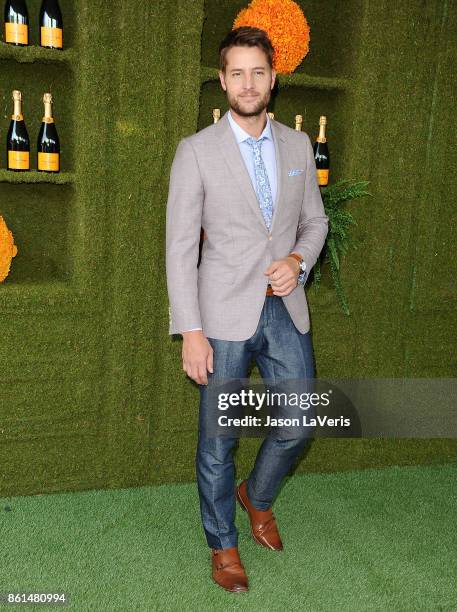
{"left": 0, "top": 215, "right": 18, "bottom": 282}
{"left": 233, "top": 0, "right": 310, "bottom": 74}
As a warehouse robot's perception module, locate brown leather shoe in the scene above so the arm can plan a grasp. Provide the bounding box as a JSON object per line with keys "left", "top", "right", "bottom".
{"left": 211, "top": 546, "right": 249, "bottom": 593}
{"left": 236, "top": 479, "right": 284, "bottom": 551}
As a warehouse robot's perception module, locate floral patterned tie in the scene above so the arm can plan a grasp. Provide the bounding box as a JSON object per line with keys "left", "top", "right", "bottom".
{"left": 246, "top": 136, "right": 274, "bottom": 231}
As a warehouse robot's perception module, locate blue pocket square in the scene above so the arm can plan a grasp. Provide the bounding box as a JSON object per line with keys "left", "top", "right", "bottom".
{"left": 288, "top": 168, "right": 304, "bottom": 176}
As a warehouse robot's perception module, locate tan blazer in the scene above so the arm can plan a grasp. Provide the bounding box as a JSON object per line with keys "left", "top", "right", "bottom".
{"left": 166, "top": 111, "right": 328, "bottom": 341}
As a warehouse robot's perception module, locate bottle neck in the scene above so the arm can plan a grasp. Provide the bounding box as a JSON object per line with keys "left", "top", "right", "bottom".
{"left": 317, "top": 123, "right": 327, "bottom": 143}
{"left": 43, "top": 101, "right": 54, "bottom": 123}
{"left": 12, "top": 99, "right": 23, "bottom": 121}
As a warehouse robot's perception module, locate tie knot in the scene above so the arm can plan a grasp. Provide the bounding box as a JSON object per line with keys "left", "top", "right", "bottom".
{"left": 246, "top": 136, "right": 265, "bottom": 150}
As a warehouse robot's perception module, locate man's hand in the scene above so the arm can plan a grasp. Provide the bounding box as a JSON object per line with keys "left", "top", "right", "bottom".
{"left": 182, "top": 330, "right": 214, "bottom": 385}
{"left": 264, "top": 257, "right": 300, "bottom": 296}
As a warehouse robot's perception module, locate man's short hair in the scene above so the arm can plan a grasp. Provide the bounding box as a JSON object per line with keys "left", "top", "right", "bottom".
{"left": 219, "top": 26, "right": 274, "bottom": 72}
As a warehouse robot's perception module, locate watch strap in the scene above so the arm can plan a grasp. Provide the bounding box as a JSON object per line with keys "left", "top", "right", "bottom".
{"left": 288, "top": 253, "right": 302, "bottom": 265}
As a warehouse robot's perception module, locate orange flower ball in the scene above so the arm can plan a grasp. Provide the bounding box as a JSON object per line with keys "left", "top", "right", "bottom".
{"left": 0, "top": 215, "right": 18, "bottom": 283}
{"left": 233, "top": 0, "right": 310, "bottom": 74}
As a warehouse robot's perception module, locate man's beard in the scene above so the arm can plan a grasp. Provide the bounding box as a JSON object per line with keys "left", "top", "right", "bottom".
{"left": 228, "top": 90, "right": 271, "bottom": 117}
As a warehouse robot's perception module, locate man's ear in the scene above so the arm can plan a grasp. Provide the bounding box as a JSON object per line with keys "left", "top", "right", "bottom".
{"left": 271, "top": 69, "right": 276, "bottom": 90}
{"left": 219, "top": 70, "right": 227, "bottom": 91}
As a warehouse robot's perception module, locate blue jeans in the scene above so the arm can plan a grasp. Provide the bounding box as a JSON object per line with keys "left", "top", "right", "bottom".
{"left": 196, "top": 295, "right": 315, "bottom": 550}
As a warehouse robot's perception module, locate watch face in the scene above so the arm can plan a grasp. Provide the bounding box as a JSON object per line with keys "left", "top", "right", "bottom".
{"left": 299, "top": 261, "right": 306, "bottom": 272}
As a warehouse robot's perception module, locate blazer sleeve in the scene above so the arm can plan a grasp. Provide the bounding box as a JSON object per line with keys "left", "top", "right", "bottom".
{"left": 166, "top": 138, "right": 203, "bottom": 335}
{"left": 291, "top": 132, "right": 329, "bottom": 278}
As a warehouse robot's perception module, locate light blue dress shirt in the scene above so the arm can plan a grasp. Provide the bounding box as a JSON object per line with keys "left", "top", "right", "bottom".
{"left": 227, "top": 110, "right": 277, "bottom": 206}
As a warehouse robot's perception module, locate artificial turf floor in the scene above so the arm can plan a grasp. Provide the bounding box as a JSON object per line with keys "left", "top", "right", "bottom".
{"left": 1, "top": 463, "right": 456, "bottom": 611}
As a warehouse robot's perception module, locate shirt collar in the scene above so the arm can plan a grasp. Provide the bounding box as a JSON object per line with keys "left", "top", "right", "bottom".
{"left": 227, "top": 109, "right": 272, "bottom": 144}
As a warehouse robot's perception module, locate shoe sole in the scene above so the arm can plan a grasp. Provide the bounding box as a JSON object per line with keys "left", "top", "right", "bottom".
{"left": 212, "top": 577, "right": 248, "bottom": 593}
{"left": 236, "top": 485, "right": 283, "bottom": 551}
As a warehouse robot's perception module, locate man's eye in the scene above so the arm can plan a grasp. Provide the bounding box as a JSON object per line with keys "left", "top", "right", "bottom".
{"left": 255, "top": 71, "right": 264, "bottom": 76}
{"left": 232, "top": 73, "right": 241, "bottom": 77}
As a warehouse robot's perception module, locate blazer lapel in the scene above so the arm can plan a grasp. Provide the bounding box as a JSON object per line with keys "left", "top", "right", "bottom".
{"left": 216, "top": 112, "right": 269, "bottom": 233}
{"left": 269, "top": 119, "right": 287, "bottom": 234}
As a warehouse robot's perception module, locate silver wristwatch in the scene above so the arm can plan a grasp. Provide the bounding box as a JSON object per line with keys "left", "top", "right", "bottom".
{"left": 297, "top": 259, "right": 307, "bottom": 285}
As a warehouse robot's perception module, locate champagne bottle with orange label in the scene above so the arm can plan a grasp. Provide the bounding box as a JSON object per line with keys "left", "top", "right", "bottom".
{"left": 4, "top": 0, "right": 29, "bottom": 46}
{"left": 313, "top": 116, "right": 330, "bottom": 186}
{"left": 37, "top": 93, "right": 60, "bottom": 173}
{"left": 7, "top": 90, "right": 30, "bottom": 171}
{"left": 39, "top": 0, "right": 62, "bottom": 49}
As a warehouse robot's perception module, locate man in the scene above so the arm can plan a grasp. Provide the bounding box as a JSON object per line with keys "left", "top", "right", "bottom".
{"left": 166, "top": 27, "right": 328, "bottom": 593}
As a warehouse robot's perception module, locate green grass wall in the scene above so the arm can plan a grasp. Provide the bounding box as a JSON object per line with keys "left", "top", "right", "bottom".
{"left": 0, "top": 0, "right": 455, "bottom": 496}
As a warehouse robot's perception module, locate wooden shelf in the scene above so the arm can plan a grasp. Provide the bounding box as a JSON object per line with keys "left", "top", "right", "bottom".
{"left": 0, "top": 42, "right": 75, "bottom": 65}
{"left": 0, "top": 169, "right": 75, "bottom": 184}
{"left": 200, "top": 65, "right": 351, "bottom": 91}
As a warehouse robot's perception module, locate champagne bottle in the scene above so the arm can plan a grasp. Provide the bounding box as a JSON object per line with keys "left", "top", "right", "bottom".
{"left": 212, "top": 108, "right": 220, "bottom": 124}
{"left": 313, "top": 116, "right": 330, "bottom": 186}
{"left": 4, "top": 0, "right": 29, "bottom": 45}
{"left": 37, "top": 93, "right": 60, "bottom": 172}
{"left": 295, "top": 114, "right": 302, "bottom": 131}
{"left": 7, "top": 90, "right": 30, "bottom": 171}
{"left": 39, "top": 0, "right": 62, "bottom": 49}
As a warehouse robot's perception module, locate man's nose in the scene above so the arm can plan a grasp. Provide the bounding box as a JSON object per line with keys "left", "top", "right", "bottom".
{"left": 242, "top": 74, "right": 255, "bottom": 90}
